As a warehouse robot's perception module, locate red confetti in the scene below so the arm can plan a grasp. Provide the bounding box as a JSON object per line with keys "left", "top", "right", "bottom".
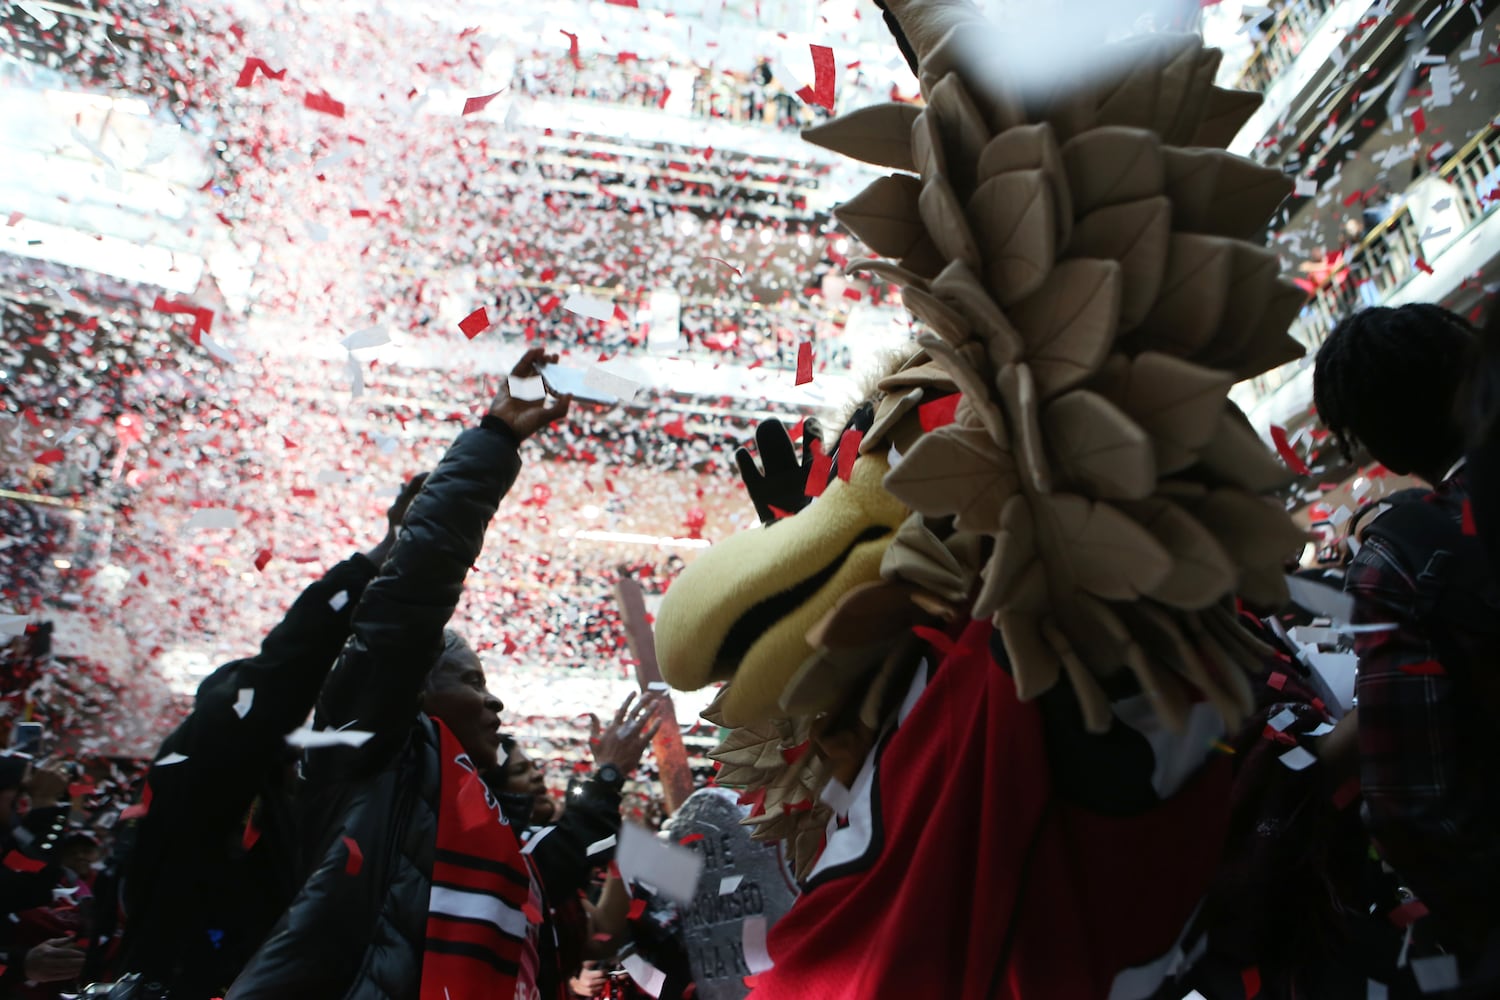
{"left": 702, "top": 256, "right": 742, "bottom": 277}
{"left": 836, "top": 428, "right": 863, "bottom": 481}
{"left": 253, "top": 548, "right": 273, "bottom": 573}
{"left": 341, "top": 835, "right": 363, "bottom": 875}
{"left": 1412, "top": 108, "right": 1427, "bottom": 134}
{"left": 458, "top": 306, "right": 491, "bottom": 339}
{"left": 1266, "top": 672, "right": 1288, "bottom": 691}
{"left": 767, "top": 505, "right": 795, "bottom": 520}
{"left": 234, "top": 57, "right": 285, "bottom": 88}
{"left": 1415, "top": 256, "right": 1434, "bottom": 275}
{"left": 303, "top": 91, "right": 346, "bottom": 117}
{"left": 1241, "top": 966, "right": 1261, "bottom": 999}
{"left": 795, "top": 44, "right": 837, "bottom": 111}
{"left": 462, "top": 89, "right": 506, "bottom": 115}
{"left": 1400, "top": 659, "right": 1445, "bottom": 676}
{"left": 795, "top": 342, "right": 813, "bottom": 385}
{"left": 1462, "top": 498, "right": 1477, "bottom": 535}
{"left": 627, "top": 898, "right": 647, "bottom": 920}
{"left": 241, "top": 813, "right": 261, "bottom": 852}
{"left": 281, "top": 435, "right": 298, "bottom": 449}
{"left": 1388, "top": 899, "right": 1429, "bottom": 928}
{"left": 919, "top": 394, "right": 961, "bottom": 431}
{"left": 6, "top": 211, "right": 24, "bottom": 226}
{"left": 4, "top": 850, "right": 46, "bottom": 873}
{"left": 605, "top": 0, "right": 640, "bottom": 5}
{"left": 1269, "top": 424, "right": 1310, "bottom": 476}
{"left": 679, "top": 833, "right": 705, "bottom": 845}
{"left": 522, "top": 901, "right": 543, "bottom": 924}
{"left": 560, "top": 30, "right": 582, "bottom": 70}
{"left": 1331, "top": 775, "right": 1360, "bottom": 810}
{"left": 34, "top": 448, "right": 65, "bottom": 466}
{"left": 803, "top": 439, "right": 832, "bottom": 498}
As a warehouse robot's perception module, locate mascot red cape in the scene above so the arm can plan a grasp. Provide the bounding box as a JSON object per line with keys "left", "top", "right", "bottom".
{"left": 655, "top": 1, "right": 1310, "bottom": 996}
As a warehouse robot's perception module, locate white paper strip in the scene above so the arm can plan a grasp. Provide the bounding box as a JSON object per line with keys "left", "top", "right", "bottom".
{"left": 742, "top": 914, "right": 774, "bottom": 973}
{"left": 0, "top": 615, "right": 30, "bottom": 638}
{"left": 340, "top": 326, "right": 391, "bottom": 351}
{"left": 156, "top": 752, "right": 189, "bottom": 766}
{"left": 285, "top": 727, "right": 374, "bottom": 749}
{"left": 185, "top": 508, "right": 241, "bottom": 532}
{"left": 234, "top": 688, "right": 254, "bottom": 719}
{"left": 719, "top": 875, "right": 743, "bottom": 895}
{"left": 563, "top": 293, "right": 616, "bottom": 322}
{"left": 620, "top": 954, "right": 666, "bottom": 998}
{"left": 1284, "top": 575, "right": 1355, "bottom": 623}
{"left": 587, "top": 835, "right": 617, "bottom": 857}
{"left": 616, "top": 822, "right": 703, "bottom": 904}
{"left": 1279, "top": 746, "right": 1317, "bottom": 771}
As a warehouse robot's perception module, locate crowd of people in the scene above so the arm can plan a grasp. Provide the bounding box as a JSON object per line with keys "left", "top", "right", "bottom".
{"left": 3, "top": 300, "right": 1497, "bottom": 999}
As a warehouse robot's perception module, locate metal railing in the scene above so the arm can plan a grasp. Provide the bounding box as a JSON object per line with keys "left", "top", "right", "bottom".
{"left": 1233, "top": 0, "right": 1340, "bottom": 94}
{"left": 1246, "top": 123, "right": 1500, "bottom": 402}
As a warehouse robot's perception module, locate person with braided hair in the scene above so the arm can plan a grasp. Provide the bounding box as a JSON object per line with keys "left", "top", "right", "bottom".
{"left": 1314, "top": 303, "right": 1500, "bottom": 995}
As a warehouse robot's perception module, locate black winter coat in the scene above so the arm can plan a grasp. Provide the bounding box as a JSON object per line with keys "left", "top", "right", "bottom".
{"left": 116, "top": 553, "right": 379, "bottom": 997}
{"left": 228, "top": 420, "right": 522, "bottom": 1000}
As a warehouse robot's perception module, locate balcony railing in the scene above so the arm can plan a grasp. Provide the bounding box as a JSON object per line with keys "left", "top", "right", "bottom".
{"left": 1232, "top": 0, "right": 1340, "bottom": 94}
{"left": 1245, "top": 123, "right": 1500, "bottom": 402}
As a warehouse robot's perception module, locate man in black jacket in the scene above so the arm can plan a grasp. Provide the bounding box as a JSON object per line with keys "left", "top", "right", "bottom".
{"left": 109, "top": 472, "right": 428, "bottom": 998}
{"left": 229, "top": 347, "right": 576, "bottom": 999}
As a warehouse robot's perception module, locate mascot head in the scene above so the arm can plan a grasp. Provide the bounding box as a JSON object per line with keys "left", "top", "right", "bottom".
{"left": 654, "top": 0, "right": 1307, "bottom": 873}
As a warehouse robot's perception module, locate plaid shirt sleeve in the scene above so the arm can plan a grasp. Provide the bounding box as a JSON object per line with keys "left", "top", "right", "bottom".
{"left": 1346, "top": 526, "right": 1463, "bottom": 885}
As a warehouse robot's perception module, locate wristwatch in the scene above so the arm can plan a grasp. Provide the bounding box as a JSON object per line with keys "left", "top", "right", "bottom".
{"left": 595, "top": 764, "right": 624, "bottom": 790}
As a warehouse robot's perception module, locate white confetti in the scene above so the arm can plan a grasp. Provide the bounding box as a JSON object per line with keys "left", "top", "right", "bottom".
{"left": 340, "top": 326, "right": 391, "bottom": 351}
{"left": 719, "top": 874, "right": 743, "bottom": 894}
{"left": 285, "top": 727, "right": 374, "bottom": 749}
{"left": 155, "top": 752, "right": 189, "bottom": 766}
{"left": 742, "top": 914, "right": 774, "bottom": 973}
{"left": 615, "top": 822, "right": 702, "bottom": 904}
{"left": 0, "top": 615, "right": 30, "bottom": 638}
{"left": 17, "top": 2, "right": 60, "bottom": 29}
{"left": 233, "top": 688, "right": 254, "bottom": 719}
{"left": 1294, "top": 177, "right": 1318, "bottom": 197}
{"left": 620, "top": 954, "right": 666, "bottom": 998}
{"left": 185, "top": 508, "right": 241, "bottom": 532}
{"left": 328, "top": 590, "right": 350, "bottom": 612}
{"left": 520, "top": 825, "right": 557, "bottom": 855}
{"left": 1267, "top": 708, "right": 1299, "bottom": 733}
{"left": 1278, "top": 746, "right": 1317, "bottom": 771}
{"left": 586, "top": 834, "right": 617, "bottom": 856}
{"left": 562, "top": 293, "right": 615, "bottom": 322}
{"left": 1410, "top": 953, "right": 1459, "bottom": 993}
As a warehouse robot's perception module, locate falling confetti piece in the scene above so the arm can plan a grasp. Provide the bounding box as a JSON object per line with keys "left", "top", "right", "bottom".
{"left": 462, "top": 88, "right": 506, "bottom": 115}
{"left": 458, "top": 306, "right": 491, "bottom": 339}
{"left": 795, "top": 342, "right": 813, "bottom": 385}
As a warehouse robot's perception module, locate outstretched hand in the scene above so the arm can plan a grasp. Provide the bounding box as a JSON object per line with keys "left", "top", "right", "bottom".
{"left": 489, "top": 347, "right": 572, "bottom": 441}
{"left": 735, "top": 417, "right": 824, "bottom": 525}
{"left": 588, "top": 690, "right": 667, "bottom": 775}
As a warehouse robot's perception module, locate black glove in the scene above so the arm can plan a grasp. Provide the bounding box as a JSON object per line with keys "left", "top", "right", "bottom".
{"left": 735, "top": 417, "right": 824, "bottom": 525}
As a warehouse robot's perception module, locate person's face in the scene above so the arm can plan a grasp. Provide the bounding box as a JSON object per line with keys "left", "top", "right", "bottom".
{"left": 60, "top": 845, "right": 99, "bottom": 874}
{"left": 501, "top": 745, "right": 547, "bottom": 800}
{"left": 422, "top": 641, "right": 506, "bottom": 770}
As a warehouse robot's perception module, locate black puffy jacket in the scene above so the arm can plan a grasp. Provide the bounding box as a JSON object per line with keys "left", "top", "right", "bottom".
{"left": 229, "top": 420, "right": 521, "bottom": 1000}
{"left": 115, "top": 553, "right": 378, "bottom": 998}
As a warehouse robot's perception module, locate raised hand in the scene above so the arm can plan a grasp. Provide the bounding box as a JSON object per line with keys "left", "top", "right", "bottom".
{"left": 735, "top": 416, "right": 823, "bottom": 525}
{"left": 588, "top": 690, "right": 667, "bottom": 776}
{"left": 488, "top": 347, "right": 572, "bottom": 441}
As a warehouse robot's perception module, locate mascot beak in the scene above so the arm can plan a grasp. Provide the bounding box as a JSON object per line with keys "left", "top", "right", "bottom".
{"left": 655, "top": 454, "right": 909, "bottom": 728}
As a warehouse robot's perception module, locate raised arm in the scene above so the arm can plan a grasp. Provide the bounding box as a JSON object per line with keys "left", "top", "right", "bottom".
{"left": 311, "top": 349, "right": 570, "bottom": 779}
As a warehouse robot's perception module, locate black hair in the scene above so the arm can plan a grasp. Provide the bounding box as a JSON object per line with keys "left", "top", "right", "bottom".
{"left": 499, "top": 733, "right": 517, "bottom": 760}
{"left": 1312, "top": 304, "right": 1476, "bottom": 479}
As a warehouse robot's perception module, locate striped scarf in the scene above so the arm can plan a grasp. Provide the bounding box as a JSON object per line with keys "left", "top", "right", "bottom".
{"left": 422, "top": 719, "right": 541, "bottom": 1000}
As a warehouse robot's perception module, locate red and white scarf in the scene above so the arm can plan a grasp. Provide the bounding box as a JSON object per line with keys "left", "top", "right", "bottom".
{"left": 422, "top": 720, "right": 541, "bottom": 1000}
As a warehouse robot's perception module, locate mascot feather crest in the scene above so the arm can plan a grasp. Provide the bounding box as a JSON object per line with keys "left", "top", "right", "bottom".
{"left": 655, "top": 3, "right": 1309, "bottom": 994}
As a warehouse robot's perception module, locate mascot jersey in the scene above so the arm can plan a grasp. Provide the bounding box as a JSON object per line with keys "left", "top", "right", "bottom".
{"left": 653, "top": 0, "right": 1312, "bottom": 996}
